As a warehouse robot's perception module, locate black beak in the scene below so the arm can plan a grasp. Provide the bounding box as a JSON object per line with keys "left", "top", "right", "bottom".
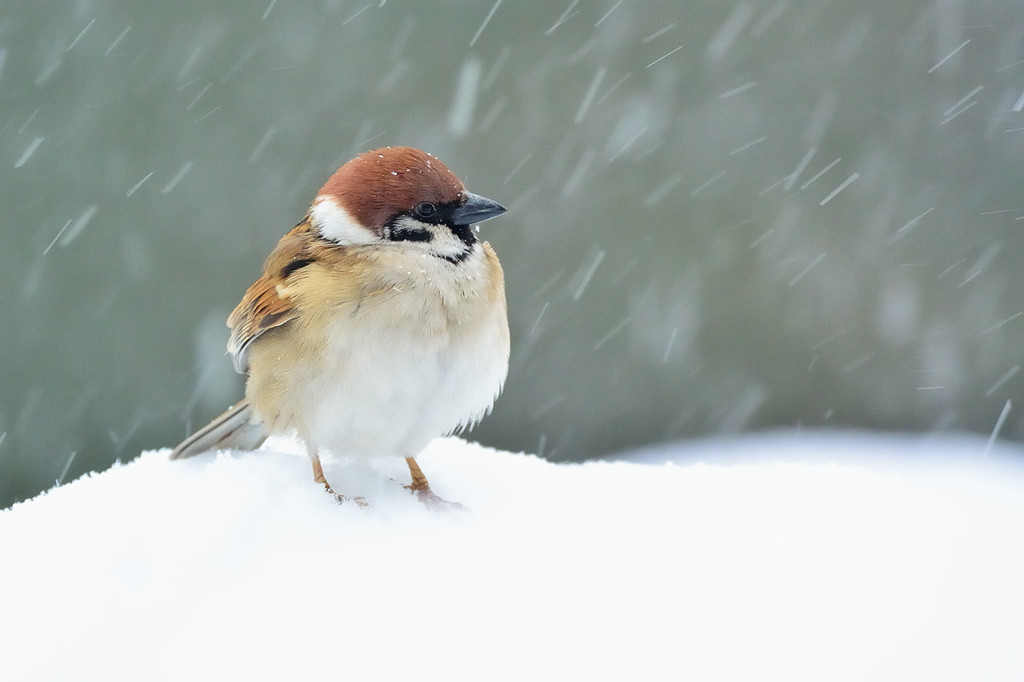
{"left": 450, "top": 192, "right": 507, "bottom": 227}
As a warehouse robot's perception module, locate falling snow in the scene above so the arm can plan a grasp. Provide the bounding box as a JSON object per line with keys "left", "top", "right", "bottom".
{"left": 928, "top": 39, "right": 971, "bottom": 73}
{"left": 818, "top": 172, "right": 859, "bottom": 206}
{"left": 470, "top": 0, "right": 503, "bottom": 47}
{"left": 573, "top": 67, "right": 606, "bottom": 124}
{"left": 14, "top": 137, "right": 44, "bottom": 168}
{"left": 4, "top": 0, "right": 1024, "bottom": 539}
{"left": 125, "top": 171, "right": 154, "bottom": 197}
{"left": 161, "top": 162, "right": 194, "bottom": 194}
{"left": 572, "top": 249, "right": 605, "bottom": 301}
{"left": 57, "top": 205, "right": 99, "bottom": 248}
{"left": 448, "top": 59, "right": 482, "bottom": 138}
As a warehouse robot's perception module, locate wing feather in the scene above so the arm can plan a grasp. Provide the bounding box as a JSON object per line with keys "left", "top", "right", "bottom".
{"left": 227, "top": 222, "right": 313, "bottom": 374}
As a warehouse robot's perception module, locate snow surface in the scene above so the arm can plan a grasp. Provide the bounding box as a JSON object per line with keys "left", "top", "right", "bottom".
{"left": 2, "top": 432, "right": 1024, "bottom": 681}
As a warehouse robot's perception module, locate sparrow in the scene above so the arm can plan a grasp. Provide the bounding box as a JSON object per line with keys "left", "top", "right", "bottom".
{"left": 170, "top": 146, "right": 510, "bottom": 504}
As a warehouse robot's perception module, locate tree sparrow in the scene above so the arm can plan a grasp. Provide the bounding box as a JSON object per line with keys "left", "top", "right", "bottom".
{"left": 170, "top": 147, "right": 509, "bottom": 504}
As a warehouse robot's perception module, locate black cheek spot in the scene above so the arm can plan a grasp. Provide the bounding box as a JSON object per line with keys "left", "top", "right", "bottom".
{"left": 389, "top": 226, "right": 433, "bottom": 243}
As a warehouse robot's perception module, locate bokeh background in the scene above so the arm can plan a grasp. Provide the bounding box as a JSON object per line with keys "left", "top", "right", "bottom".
{"left": 3, "top": 0, "right": 1024, "bottom": 507}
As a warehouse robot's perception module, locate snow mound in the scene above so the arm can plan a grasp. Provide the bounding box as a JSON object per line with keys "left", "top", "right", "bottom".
{"left": 2, "top": 433, "right": 1023, "bottom": 681}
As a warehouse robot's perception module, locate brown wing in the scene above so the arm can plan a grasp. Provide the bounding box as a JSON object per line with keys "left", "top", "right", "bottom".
{"left": 226, "top": 221, "right": 313, "bottom": 374}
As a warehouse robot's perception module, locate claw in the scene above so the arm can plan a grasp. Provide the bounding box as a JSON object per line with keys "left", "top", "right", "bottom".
{"left": 334, "top": 494, "right": 370, "bottom": 507}
{"left": 404, "top": 456, "right": 467, "bottom": 510}
{"left": 311, "top": 450, "right": 368, "bottom": 506}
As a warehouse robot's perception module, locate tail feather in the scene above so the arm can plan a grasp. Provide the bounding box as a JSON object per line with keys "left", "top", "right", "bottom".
{"left": 169, "top": 399, "right": 268, "bottom": 460}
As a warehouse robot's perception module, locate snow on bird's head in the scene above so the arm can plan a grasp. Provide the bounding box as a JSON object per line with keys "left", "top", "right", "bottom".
{"left": 317, "top": 147, "right": 466, "bottom": 230}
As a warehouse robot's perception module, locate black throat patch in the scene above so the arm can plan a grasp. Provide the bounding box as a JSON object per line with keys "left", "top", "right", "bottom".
{"left": 447, "top": 222, "right": 476, "bottom": 249}
{"left": 438, "top": 244, "right": 473, "bottom": 264}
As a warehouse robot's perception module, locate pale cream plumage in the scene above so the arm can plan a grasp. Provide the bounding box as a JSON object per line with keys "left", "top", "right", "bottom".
{"left": 171, "top": 147, "right": 509, "bottom": 504}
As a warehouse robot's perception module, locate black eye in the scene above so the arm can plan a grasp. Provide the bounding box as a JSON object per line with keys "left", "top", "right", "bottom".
{"left": 413, "top": 202, "right": 437, "bottom": 220}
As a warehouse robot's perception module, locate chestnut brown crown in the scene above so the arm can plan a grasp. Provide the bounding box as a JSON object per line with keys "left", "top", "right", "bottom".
{"left": 318, "top": 147, "right": 466, "bottom": 229}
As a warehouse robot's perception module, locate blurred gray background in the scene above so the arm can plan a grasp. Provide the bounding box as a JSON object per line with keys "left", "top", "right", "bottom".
{"left": 3, "top": 0, "right": 1024, "bottom": 507}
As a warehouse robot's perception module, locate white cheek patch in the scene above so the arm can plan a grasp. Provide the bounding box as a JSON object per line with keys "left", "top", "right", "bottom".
{"left": 311, "top": 196, "right": 378, "bottom": 245}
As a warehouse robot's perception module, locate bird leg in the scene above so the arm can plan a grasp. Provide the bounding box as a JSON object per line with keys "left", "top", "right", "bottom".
{"left": 311, "top": 449, "right": 367, "bottom": 506}
{"left": 311, "top": 451, "right": 334, "bottom": 493}
{"left": 405, "top": 456, "right": 432, "bottom": 493}
{"left": 404, "top": 456, "right": 466, "bottom": 510}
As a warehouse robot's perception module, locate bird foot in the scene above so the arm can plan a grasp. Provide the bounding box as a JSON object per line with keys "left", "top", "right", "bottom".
{"left": 403, "top": 455, "right": 467, "bottom": 510}
{"left": 315, "top": 472, "right": 369, "bottom": 507}
{"left": 404, "top": 482, "right": 467, "bottom": 511}
{"left": 335, "top": 493, "right": 370, "bottom": 507}
{"left": 314, "top": 472, "right": 333, "bottom": 493}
